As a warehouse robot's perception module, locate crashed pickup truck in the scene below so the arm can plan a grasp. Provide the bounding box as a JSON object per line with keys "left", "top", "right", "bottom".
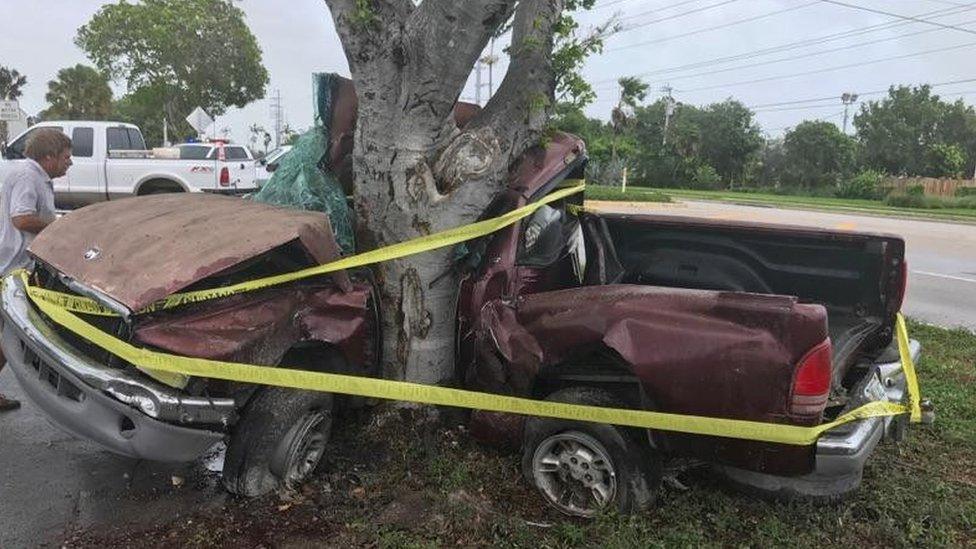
{"left": 1, "top": 91, "right": 921, "bottom": 516}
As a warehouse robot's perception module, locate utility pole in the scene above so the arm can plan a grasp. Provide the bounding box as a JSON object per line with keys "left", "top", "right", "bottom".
{"left": 269, "top": 89, "right": 283, "bottom": 148}
{"left": 841, "top": 92, "right": 859, "bottom": 134}
{"left": 474, "top": 39, "right": 499, "bottom": 106}
{"left": 474, "top": 61, "right": 483, "bottom": 105}
{"left": 661, "top": 85, "right": 676, "bottom": 146}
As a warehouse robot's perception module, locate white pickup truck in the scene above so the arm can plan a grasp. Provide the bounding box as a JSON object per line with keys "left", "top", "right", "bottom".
{"left": 0, "top": 121, "right": 257, "bottom": 208}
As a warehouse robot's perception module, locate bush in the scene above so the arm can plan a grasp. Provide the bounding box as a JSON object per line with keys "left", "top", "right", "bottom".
{"left": 907, "top": 184, "right": 925, "bottom": 196}
{"left": 885, "top": 193, "right": 976, "bottom": 209}
{"left": 885, "top": 193, "right": 929, "bottom": 208}
{"left": 955, "top": 195, "right": 976, "bottom": 208}
{"left": 835, "top": 170, "right": 884, "bottom": 199}
{"left": 955, "top": 186, "right": 976, "bottom": 198}
{"left": 690, "top": 165, "right": 723, "bottom": 190}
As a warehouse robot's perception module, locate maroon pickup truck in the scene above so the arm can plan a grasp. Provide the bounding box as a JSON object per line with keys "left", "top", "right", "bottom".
{"left": 1, "top": 131, "right": 919, "bottom": 517}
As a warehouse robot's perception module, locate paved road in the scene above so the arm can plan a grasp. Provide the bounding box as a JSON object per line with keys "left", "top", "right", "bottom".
{"left": 0, "top": 367, "right": 225, "bottom": 547}
{"left": 589, "top": 199, "right": 976, "bottom": 332}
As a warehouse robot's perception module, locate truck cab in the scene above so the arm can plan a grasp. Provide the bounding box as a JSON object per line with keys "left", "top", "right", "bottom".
{"left": 1, "top": 121, "right": 256, "bottom": 208}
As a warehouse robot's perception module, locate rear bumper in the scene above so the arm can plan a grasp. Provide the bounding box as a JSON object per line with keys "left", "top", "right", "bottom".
{"left": 1, "top": 275, "right": 233, "bottom": 461}
{"left": 719, "top": 339, "right": 923, "bottom": 498}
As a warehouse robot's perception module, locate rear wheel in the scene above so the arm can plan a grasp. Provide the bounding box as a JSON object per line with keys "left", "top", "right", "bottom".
{"left": 138, "top": 180, "right": 184, "bottom": 195}
{"left": 222, "top": 387, "right": 334, "bottom": 497}
{"left": 522, "top": 387, "right": 660, "bottom": 517}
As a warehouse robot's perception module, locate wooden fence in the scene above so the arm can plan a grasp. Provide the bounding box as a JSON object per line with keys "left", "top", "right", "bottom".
{"left": 883, "top": 177, "right": 976, "bottom": 197}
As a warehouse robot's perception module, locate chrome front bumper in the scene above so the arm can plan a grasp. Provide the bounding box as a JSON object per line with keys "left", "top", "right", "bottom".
{"left": 720, "top": 339, "right": 924, "bottom": 498}
{"left": 1, "top": 275, "right": 237, "bottom": 461}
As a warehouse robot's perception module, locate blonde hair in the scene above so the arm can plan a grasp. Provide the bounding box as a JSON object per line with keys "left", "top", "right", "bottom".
{"left": 25, "top": 129, "right": 72, "bottom": 161}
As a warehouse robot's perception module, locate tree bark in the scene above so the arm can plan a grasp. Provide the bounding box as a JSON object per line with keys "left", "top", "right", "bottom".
{"left": 325, "top": 0, "right": 564, "bottom": 383}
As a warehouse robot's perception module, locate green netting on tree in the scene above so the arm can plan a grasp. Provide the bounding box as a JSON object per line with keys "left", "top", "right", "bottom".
{"left": 252, "top": 73, "right": 355, "bottom": 255}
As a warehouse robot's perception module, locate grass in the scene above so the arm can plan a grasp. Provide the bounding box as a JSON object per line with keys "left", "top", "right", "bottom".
{"left": 68, "top": 320, "right": 975, "bottom": 548}
{"left": 584, "top": 185, "right": 671, "bottom": 203}
{"left": 644, "top": 187, "right": 976, "bottom": 222}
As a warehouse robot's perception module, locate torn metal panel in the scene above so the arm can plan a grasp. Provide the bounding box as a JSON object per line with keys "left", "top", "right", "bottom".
{"left": 29, "top": 194, "right": 348, "bottom": 312}
{"left": 472, "top": 284, "right": 828, "bottom": 424}
{"left": 133, "top": 282, "right": 375, "bottom": 371}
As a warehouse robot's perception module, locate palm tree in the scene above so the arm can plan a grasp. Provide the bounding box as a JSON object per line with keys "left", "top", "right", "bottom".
{"left": 43, "top": 64, "right": 113, "bottom": 120}
{"left": 610, "top": 77, "right": 648, "bottom": 188}
{"left": 0, "top": 66, "right": 27, "bottom": 100}
{"left": 0, "top": 66, "right": 28, "bottom": 143}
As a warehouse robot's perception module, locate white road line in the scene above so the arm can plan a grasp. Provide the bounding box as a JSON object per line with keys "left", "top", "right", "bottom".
{"left": 912, "top": 270, "right": 976, "bottom": 284}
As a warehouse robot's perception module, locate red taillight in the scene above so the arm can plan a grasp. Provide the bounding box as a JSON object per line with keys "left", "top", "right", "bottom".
{"left": 791, "top": 339, "right": 832, "bottom": 418}
{"left": 219, "top": 167, "right": 230, "bottom": 186}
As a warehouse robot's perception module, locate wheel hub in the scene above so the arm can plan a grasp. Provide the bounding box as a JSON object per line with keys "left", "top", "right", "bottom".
{"left": 276, "top": 410, "right": 331, "bottom": 488}
{"left": 531, "top": 431, "right": 617, "bottom": 517}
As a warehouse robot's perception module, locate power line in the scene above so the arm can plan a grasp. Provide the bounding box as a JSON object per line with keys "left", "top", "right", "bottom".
{"left": 679, "top": 40, "right": 976, "bottom": 93}
{"left": 820, "top": 0, "right": 976, "bottom": 36}
{"left": 617, "top": 0, "right": 706, "bottom": 21}
{"left": 634, "top": 14, "right": 976, "bottom": 86}
{"left": 619, "top": 0, "right": 739, "bottom": 33}
{"left": 592, "top": 2, "right": 972, "bottom": 85}
{"left": 586, "top": 0, "right": 640, "bottom": 11}
{"left": 606, "top": 2, "right": 817, "bottom": 52}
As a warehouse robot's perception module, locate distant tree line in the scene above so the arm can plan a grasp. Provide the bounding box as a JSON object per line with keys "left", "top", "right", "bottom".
{"left": 554, "top": 82, "right": 976, "bottom": 200}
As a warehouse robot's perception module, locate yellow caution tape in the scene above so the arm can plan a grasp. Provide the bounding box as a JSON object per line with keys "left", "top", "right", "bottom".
{"left": 26, "top": 181, "right": 586, "bottom": 317}
{"left": 895, "top": 314, "right": 922, "bottom": 423}
{"left": 14, "top": 177, "right": 924, "bottom": 445}
{"left": 23, "top": 276, "right": 922, "bottom": 445}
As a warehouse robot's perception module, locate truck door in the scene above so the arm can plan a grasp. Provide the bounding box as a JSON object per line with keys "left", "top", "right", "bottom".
{"left": 65, "top": 126, "right": 103, "bottom": 208}
{"left": 222, "top": 145, "right": 252, "bottom": 189}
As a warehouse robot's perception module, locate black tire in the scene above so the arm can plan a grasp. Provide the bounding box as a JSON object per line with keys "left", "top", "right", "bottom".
{"left": 522, "top": 387, "right": 661, "bottom": 517}
{"left": 139, "top": 181, "right": 184, "bottom": 195}
{"left": 222, "top": 387, "right": 334, "bottom": 497}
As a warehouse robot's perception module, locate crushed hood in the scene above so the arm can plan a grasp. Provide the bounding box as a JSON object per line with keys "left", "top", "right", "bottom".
{"left": 29, "top": 194, "right": 346, "bottom": 311}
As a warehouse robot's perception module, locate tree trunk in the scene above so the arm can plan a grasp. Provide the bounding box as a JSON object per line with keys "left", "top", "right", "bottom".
{"left": 326, "top": 0, "right": 564, "bottom": 383}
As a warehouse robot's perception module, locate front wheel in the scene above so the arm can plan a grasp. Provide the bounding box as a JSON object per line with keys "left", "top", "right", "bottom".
{"left": 222, "top": 387, "right": 334, "bottom": 497}
{"left": 522, "top": 387, "right": 661, "bottom": 517}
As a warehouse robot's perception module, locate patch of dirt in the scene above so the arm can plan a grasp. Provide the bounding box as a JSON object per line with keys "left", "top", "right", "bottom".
{"left": 62, "top": 403, "right": 553, "bottom": 548}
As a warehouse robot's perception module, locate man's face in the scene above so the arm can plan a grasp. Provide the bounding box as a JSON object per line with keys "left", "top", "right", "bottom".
{"left": 41, "top": 148, "right": 72, "bottom": 179}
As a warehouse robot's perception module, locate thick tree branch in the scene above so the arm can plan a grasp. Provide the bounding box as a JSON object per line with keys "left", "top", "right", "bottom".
{"left": 403, "top": 0, "right": 516, "bottom": 123}
{"left": 434, "top": 0, "right": 563, "bottom": 214}
{"left": 324, "top": 0, "right": 414, "bottom": 77}
{"left": 474, "top": 0, "right": 563, "bottom": 149}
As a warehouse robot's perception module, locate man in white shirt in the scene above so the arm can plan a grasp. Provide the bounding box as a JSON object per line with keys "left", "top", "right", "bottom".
{"left": 0, "top": 128, "right": 71, "bottom": 411}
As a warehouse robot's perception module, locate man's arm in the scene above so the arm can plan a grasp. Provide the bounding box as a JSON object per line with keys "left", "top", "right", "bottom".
{"left": 11, "top": 214, "right": 52, "bottom": 234}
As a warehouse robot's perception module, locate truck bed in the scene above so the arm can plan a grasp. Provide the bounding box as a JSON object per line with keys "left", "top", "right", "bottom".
{"left": 587, "top": 212, "right": 906, "bottom": 388}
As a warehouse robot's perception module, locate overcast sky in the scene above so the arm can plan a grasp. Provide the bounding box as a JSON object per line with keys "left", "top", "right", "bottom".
{"left": 3, "top": 0, "right": 975, "bottom": 146}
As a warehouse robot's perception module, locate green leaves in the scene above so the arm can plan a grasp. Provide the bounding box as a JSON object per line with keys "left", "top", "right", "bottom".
{"left": 782, "top": 120, "right": 857, "bottom": 189}
{"left": 42, "top": 64, "right": 113, "bottom": 120}
{"left": 854, "top": 85, "right": 976, "bottom": 178}
{"left": 0, "top": 66, "right": 28, "bottom": 100}
{"left": 76, "top": 0, "right": 269, "bottom": 144}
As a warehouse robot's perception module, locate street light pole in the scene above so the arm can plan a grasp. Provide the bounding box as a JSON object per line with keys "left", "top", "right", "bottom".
{"left": 841, "top": 92, "right": 859, "bottom": 134}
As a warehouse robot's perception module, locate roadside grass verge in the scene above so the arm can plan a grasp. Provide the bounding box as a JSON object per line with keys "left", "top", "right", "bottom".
{"left": 68, "top": 320, "right": 975, "bottom": 547}
{"left": 584, "top": 185, "right": 671, "bottom": 203}
{"left": 641, "top": 188, "right": 976, "bottom": 222}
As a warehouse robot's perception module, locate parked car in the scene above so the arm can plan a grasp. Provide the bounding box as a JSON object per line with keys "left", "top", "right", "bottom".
{"left": 255, "top": 145, "right": 293, "bottom": 186}
{"left": 0, "top": 83, "right": 922, "bottom": 516}
{"left": 0, "top": 121, "right": 257, "bottom": 208}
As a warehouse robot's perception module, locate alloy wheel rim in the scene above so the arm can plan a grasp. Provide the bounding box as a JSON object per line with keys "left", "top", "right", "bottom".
{"left": 531, "top": 431, "right": 617, "bottom": 517}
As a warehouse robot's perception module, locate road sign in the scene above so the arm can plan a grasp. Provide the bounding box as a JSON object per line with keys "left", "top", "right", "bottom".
{"left": 185, "top": 106, "right": 214, "bottom": 134}
{"left": 0, "top": 100, "right": 20, "bottom": 122}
